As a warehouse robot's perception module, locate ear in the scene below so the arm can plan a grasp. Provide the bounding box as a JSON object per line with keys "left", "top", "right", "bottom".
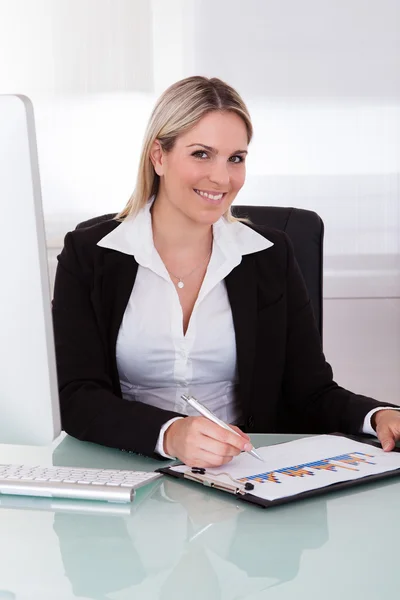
{"left": 149, "top": 140, "right": 165, "bottom": 176}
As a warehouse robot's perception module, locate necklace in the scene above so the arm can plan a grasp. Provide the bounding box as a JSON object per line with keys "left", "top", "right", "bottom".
{"left": 167, "top": 252, "right": 211, "bottom": 289}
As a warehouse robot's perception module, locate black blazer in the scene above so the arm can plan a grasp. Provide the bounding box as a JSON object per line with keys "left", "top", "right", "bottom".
{"left": 52, "top": 219, "right": 392, "bottom": 458}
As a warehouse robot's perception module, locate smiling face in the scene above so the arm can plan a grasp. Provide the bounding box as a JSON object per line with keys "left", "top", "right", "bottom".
{"left": 150, "top": 110, "right": 248, "bottom": 226}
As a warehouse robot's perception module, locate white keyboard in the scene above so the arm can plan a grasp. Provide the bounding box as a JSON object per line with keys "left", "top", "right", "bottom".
{"left": 0, "top": 464, "right": 162, "bottom": 503}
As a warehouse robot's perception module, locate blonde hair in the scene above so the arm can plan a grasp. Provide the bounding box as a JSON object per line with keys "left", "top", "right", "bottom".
{"left": 116, "top": 76, "right": 253, "bottom": 222}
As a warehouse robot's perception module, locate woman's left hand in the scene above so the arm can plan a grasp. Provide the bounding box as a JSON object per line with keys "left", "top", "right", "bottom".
{"left": 372, "top": 410, "right": 400, "bottom": 451}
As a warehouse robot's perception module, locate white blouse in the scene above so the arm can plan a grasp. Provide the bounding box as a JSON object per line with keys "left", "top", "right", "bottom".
{"left": 97, "top": 199, "right": 272, "bottom": 455}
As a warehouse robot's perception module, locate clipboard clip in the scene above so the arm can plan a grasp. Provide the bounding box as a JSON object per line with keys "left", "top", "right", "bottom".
{"left": 184, "top": 467, "right": 255, "bottom": 496}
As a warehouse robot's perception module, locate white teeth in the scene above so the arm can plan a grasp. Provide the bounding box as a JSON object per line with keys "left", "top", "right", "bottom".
{"left": 195, "top": 189, "right": 224, "bottom": 201}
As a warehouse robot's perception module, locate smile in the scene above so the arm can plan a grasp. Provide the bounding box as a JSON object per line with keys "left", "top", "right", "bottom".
{"left": 193, "top": 189, "right": 226, "bottom": 201}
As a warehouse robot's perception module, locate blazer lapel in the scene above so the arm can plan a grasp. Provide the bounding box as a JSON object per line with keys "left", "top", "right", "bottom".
{"left": 225, "top": 254, "right": 258, "bottom": 412}
{"left": 94, "top": 250, "right": 138, "bottom": 384}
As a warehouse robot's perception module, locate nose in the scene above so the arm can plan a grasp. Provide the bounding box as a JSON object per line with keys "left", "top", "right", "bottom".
{"left": 208, "top": 159, "right": 230, "bottom": 188}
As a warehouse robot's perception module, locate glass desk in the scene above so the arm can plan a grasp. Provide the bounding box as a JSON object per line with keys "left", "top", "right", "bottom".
{"left": 0, "top": 433, "right": 398, "bottom": 599}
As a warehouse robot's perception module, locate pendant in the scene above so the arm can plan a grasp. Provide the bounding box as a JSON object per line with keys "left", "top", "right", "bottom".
{"left": 177, "top": 281, "right": 184, "bottom": 289}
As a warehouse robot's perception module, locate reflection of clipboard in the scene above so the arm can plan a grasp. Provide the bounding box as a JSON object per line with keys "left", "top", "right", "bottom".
{"left": 157, "top": 434, "right": 400, "bottom": 509}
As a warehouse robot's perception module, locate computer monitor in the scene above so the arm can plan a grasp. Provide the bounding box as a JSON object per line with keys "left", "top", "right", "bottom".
{"left": 0, "top": 95, "right": 61, "bottom": 444}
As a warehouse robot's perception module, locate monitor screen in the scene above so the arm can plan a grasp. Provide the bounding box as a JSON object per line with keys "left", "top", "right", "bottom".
{"left": 0, "top": 95, "right": 61, "bottom": 444}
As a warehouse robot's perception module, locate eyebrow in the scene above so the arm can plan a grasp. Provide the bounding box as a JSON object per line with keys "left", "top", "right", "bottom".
{"left": 186, "top": 143, "right": 248, "bottom": 155}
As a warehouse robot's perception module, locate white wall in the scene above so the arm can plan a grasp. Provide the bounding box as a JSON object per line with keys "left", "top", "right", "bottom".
{"left": 1, "top": 0, "right": 399, "bottom": 402}
{"left": 188, "top": 0, "right": 400, "bottom": 99}
{"left": 0, "top": 0, "right": 153, "bottom": 93}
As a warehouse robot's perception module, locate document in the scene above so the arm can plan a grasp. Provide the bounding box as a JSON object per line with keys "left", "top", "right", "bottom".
{"left": 170, "top": 435, "right": 400, "bottom": 502}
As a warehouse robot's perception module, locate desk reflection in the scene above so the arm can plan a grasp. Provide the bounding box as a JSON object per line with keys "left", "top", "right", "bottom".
{"left": 49, "top": 436, "right": 329, "bottom": 600}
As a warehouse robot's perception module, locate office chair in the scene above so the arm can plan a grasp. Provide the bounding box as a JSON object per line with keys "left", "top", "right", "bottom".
{"left": 77, "top": 205, "right": 324, "bottom": 339}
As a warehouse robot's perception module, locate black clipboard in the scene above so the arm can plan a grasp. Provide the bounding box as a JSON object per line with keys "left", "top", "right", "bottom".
{"left": 156, "top": 435, "right": 400, "bottom": 509}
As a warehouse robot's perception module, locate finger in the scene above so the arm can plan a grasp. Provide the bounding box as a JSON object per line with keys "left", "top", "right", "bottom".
{"left": 377, "top": 427, "right": 396, "bottom": 452}
{"left": 197, "top": 420, "right": 247, "bottom": 452}
{"left": 184, "top": 449, "right": 234, "bottom": 468}
{"left": 220, "top": 427, "right": 253, "bottom": 452}
{"left": 198, "top": 435, "right": 243, "bottom": 458}
{"left": 229, "top": 425, "right": 251, "bottom": 441}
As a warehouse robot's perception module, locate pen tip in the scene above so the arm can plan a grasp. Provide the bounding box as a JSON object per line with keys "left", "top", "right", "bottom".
{"left": 250, "top": 449, "right": 264, "bottom": 461}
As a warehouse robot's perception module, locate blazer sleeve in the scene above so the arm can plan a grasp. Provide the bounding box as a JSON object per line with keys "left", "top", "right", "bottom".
{"left": 52, "top": 231, "right": 184, "bottom": 458}
{"left": 281, "top": 235, "right": 397, "bottom": 434}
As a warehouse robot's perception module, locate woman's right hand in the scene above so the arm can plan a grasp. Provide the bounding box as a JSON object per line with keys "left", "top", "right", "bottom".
{"left": 163, "top": 416, "right": 252, "bottom": 467}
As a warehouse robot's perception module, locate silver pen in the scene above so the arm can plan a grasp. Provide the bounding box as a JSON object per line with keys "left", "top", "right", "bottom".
{"left": 181, "top": 394, "right": 264, "bottom": 462}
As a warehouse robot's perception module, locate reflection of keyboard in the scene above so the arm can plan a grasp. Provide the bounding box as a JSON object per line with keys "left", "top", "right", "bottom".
{"left": 0, "top": 494, "right": 135, "bottom": 516}
{"left": 0, "top": 464, "right": 162, "bottom": 503}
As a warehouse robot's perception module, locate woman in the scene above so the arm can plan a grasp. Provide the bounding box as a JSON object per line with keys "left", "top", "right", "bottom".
{"left": 52, "top": 76, "right": 400, "bottom": 467}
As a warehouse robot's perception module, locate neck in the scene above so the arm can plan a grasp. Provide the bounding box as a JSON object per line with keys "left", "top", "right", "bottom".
{"left": 151, "top": 195, "right": 213, "bottom": 257}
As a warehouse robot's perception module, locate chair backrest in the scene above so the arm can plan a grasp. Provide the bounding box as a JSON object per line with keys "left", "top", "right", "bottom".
{"left": 77, "top": 205, "right": 324, "bottom": 338}
{"left": 232, "top": 206, "right": 324, "bottom": 338}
